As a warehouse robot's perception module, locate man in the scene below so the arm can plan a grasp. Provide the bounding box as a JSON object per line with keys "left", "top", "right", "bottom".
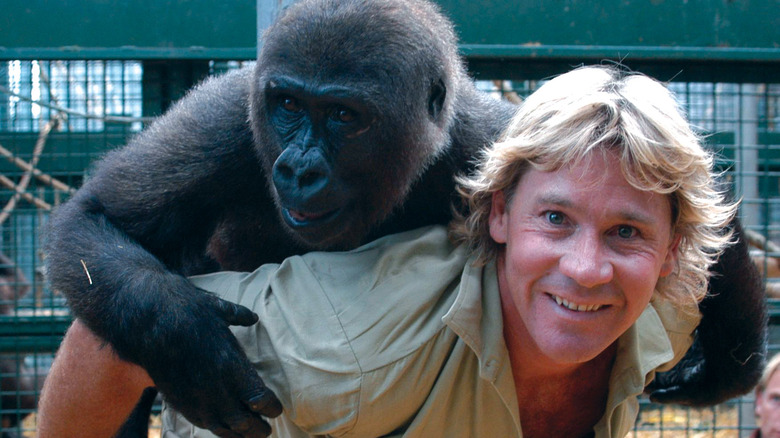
{"left": 754, "top": 353, "right": 780, "bottom": 437}
{"left": 38, "top": 66, "right": 737, "bottom": 437}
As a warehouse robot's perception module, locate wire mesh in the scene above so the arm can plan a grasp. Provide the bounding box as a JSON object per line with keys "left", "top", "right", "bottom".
{"left": 0, "top": 60, "right": 777, "bottom": 437}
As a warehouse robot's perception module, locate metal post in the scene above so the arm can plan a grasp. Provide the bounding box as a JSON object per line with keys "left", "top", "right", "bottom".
{"left": 257, "top": 0, "right": 297, "bottom": 56}
{"left": 736, "top": 84, "right": 760, "bottom": 229}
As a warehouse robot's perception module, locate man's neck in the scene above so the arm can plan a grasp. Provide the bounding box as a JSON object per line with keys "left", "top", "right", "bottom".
{"left": 506, "top": 327, "right": 617, "bottom": 438}
{"left": 495, "top": 259, "right": 618, "bottom": 437}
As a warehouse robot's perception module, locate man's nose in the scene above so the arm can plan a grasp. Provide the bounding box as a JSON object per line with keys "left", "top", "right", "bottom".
{"left": 558, "top": 232, "right": 614, "bottom": 288}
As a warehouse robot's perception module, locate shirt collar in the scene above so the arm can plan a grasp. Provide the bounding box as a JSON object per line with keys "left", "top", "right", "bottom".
{"left": 443, "top": 257, "right": 679, "bottom": 436}
{"left": 442, "top": 257, "right": 504, "bottom": 380}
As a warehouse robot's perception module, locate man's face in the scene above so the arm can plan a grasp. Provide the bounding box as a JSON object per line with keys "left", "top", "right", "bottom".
{"left": 488, "top": 151, "right": 679, "bottom": 373}
{"left": 756, "top": 370, "right": 780, "bottom": 437}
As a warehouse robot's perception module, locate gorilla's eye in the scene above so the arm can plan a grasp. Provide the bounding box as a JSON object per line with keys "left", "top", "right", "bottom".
{"left": 280, "top": 96, "right": 301, "bottom": 113}
{"left": 330, "top": 107, "right": 357, "bottom": 123}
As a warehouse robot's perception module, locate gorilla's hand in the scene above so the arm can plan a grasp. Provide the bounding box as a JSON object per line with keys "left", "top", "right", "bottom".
{"left": 647, "top": 333, "right": 764, "bottom": 406}
{"left": 649, "top": 219, "right": 767, "bottom": 407}
{"left": 646, "top": 338, "right": 709, "bottom": 405}
{"left": 138, "top": 289, "right": 283, "bottom": 437}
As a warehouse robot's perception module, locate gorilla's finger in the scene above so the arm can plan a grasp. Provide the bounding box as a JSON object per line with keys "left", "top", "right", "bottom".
{"left": 247, "top": 395, "right": 283, "bottom": 419}
{"left": 224, "top": 413, "right": 273, "bottom": 438}
{"left": 245, "top": 387, "right": 283, "bottom": 418}
{"left": 207, "top": 293, "right": 259, "bottom": 326}
{"left": 648, "top": 386, "right": 684, "bottom": 404}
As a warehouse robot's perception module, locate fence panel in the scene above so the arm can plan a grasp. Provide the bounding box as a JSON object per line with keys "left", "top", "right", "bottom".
{"left": 0, "top": 57, "right": 778, "bottom": 437}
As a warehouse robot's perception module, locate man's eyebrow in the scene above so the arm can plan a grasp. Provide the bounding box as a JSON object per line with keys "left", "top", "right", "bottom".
{"left": 616, "top": 210, "right": 659, "bottom": 226}
{"left": 535, "top": 194, "right": 573, "bottom": 208}
{"left": 535, "top": 194, "right": 660, "bottom": 225}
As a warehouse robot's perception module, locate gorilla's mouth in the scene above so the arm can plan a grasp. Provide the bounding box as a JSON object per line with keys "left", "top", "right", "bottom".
{"left": 283, "top": 207, "right": 340, "bottom": 226}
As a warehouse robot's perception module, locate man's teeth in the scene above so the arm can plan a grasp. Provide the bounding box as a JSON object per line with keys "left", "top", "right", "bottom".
{"left": 553, "top": 295, "right": 603, "bottom": 312}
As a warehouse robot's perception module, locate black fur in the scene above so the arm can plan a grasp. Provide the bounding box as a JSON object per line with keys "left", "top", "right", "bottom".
{"left": 647, "top": 219, "right": 767, "bottom": 406}
{"left": 43, "top": 0, "right": 766, "bottom": 436}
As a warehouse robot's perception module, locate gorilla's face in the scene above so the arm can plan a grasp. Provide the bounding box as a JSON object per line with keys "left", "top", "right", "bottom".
{"left": 251, "top": 59, "right": 448, "bottom": 250}
{"left": 261, "top": 73, "right": 388, "bottom": 249}
{"left": 247, "top": 0, "right": 454, "bottom": 250}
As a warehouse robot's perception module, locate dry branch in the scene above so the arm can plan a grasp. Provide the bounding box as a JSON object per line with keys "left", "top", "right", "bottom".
{"left": 0, "top": 115, "right": 62, "bottom": 224}
{"left": 0, "top": 174, "right": 51, "bottom": 210}
{"left": 0, "top": 143, "right": 74, "bottom": 194}
{"left": 492, "top": 80, "right": 524, "bottom": 104}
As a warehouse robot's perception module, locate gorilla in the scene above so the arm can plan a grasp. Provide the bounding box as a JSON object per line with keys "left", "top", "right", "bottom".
{"left": 43, "top": 0, "right": 766, "bottom": 436}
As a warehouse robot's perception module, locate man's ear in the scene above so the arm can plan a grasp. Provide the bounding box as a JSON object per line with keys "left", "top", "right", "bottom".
{"left": 659, "top": 234, "right": 682, "bottom": 278}
{"left": 489, "top": 190, "right": 509, "bottom": 244}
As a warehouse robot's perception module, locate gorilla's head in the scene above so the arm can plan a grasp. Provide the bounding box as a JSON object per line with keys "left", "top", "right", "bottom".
{"left": 249, "top": 0, "right": 466, "bottom": 249}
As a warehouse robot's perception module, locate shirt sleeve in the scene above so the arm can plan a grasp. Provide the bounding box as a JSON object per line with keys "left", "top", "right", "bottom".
{"left": 187, "top": 225, "right": 469, "bottom": 437}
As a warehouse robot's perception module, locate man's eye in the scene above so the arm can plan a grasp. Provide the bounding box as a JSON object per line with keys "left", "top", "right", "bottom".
{"left": 617, "top": 225, "right": 637, "bottom": 239}
{"left": 546, "top": 211, "right": 565, "bottom": 225}
{"left": 280, "top": 96, "right": 301, "bottom": 112}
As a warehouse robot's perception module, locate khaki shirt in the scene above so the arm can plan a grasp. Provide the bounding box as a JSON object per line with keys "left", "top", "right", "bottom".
{"left": 162, "top": 226, "right": 700, "bottom": 438}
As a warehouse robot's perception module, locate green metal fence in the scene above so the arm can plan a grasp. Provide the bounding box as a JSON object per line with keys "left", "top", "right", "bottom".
{"left": 0, "top": 57, "right": 777, "bottom": 437}
{"left": 0, "top": 2, "right": 778, "bottom": 436}
{"left": 0, "top": 59, "right": 238, "bottom": 437}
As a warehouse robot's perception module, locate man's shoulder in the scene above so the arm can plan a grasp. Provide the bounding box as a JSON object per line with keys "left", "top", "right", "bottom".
{"left": 301, "top": 225, "right": 465, "bottom": 290}
{"left": 298, "top": 226, "right": 469, "bottom": 358}
{"left": 649, "top": 298, "right": 701, "bottom": 336}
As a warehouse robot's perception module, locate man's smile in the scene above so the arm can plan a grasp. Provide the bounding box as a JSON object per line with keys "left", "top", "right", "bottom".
{"left": 549, "top": 293, "right": 606, "bottom": 312}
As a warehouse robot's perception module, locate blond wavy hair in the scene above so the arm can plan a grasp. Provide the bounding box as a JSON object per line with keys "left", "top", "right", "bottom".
{"left": 757, "top": 352, "right": 780, "bottom": 394}
{"left": 451, "top": 65, "right": 737, "bottom": 307}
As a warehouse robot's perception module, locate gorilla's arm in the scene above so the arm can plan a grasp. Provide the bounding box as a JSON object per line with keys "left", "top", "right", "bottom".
{"left": 649, "top": 217, "right": 768, "bottom": 405}
{"left": 45, "top": 67, "right": 282, "bottom": 434}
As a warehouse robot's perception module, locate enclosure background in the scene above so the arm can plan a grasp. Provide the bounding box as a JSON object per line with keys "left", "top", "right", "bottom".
{"left": 0, "top": 0, "right": 778, "bottom": 436}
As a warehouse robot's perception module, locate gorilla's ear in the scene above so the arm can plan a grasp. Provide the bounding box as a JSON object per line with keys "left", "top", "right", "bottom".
{"left": 428, "top": 78, "right": 447, "bottom": 121}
